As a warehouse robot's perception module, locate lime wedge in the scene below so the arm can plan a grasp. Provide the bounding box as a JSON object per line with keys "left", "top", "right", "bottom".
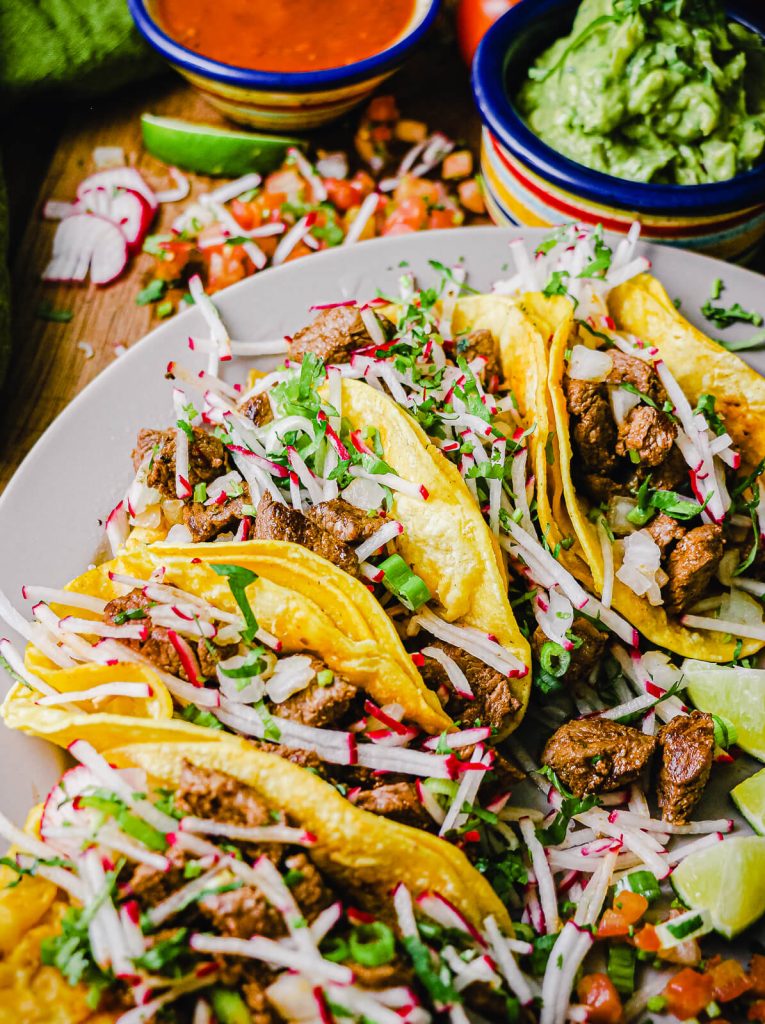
{"left": 671, "top": 835, "right": 765, "bottom": 938}
{"left": 732, "top": 768, "right": 765, "bottom": 835}
{"left": 141, "top": 114, "right": 304, "bottom": 177}
{"left": 683, "top": 661, "right": 765, "bottom": 762}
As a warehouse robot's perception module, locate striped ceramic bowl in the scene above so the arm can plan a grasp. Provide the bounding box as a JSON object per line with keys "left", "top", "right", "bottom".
{"left": 128, "top": 0, "right": 441, "bottom": 131}
{"left": 472, "top": 0, "right": 765, "bottom": 263}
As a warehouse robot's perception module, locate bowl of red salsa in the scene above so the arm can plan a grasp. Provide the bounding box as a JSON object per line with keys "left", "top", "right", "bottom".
{"left": 128, "top": 0, "right": 441, "bottom": 130}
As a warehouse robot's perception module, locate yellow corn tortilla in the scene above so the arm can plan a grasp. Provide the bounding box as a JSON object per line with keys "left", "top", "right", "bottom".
{"left": 0, "top": 739, "right": 510, "bottom": 1022}
{"left": 2, "top": 543, "right": 453, "bottom": 746}
{"left": 545, "top": 310, "right": 762, "bottom": 661}
{"left": 609, "top": 275, "right": 765, "bottom": 472}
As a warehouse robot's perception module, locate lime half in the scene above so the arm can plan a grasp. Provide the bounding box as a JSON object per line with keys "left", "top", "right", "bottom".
{"left": 683, "top": 661, "right": 765, "bottom": 762}
{"left": 732, "top": 768, "right": 765, "bottom": 835}
{"left": 671, "top": 835, "right": 765, "bottom": 938}
{"left": 141, "top": 114, "right": 303, "bottom": 177}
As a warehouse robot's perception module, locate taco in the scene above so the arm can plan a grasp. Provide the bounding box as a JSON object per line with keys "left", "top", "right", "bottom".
{"left": 1, "top": 543, "right": 524, "bottom": 837}
{"left": 112, "top": 302, "right": 531, "bottom": 726}
{"left": 0, "top": 737, "right": 521, "bottom": 1023}
{"left": 533, "top": 289, "right": 765, "bottom": 660}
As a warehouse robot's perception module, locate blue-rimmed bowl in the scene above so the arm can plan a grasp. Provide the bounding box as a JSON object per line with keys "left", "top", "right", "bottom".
{"left": 472, "top": 0, "right": 765, "bottom": 262}
{"left": 128, "top": 0, "right": 441, "bottom": 130}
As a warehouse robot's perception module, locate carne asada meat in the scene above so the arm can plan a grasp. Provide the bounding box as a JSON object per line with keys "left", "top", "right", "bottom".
{"left": 104, "top": 588, "right": 233, "bottom": 682}
{"left": 607, "top": 349, "right": 667, "bottom": 402}
{"left": 176, "top": 761, "right": 272, "bottom": 827}
{"left": 616, "top": 405, "right": 677, "bottom": 467}
{"left": 239, "top": 390, "right": 273, "bottom": 427}
{"left": 126, "top": 846, "right": 187, "bottom": 905}
{"left": 242, "top": 979, "right": 279, "bottom": 1024}
{"left": 277, "top": 670, "right": 359, "bottom": 728}
{"left": 563, "top": 377, "right": 619, "bottom": 474}
{"left": 253, "top": 492, "right": 361, "bottom": 577}
{"left": 304, "top": 498, "right": 383, "bottom": 544}
{"left": 132, "top": 427, "right": 229, "bottom": 499}
{"left": 542, "top": 718, "right": 657, "bottom": 796}
{"left": 656, "top": 710, "right": 715, "bottom": 823}
{"left": 647, "top": 512, "right": 687, "bottom": 556}
{"left": 289, "top": 305, "right": 374, "bottom": 365}
{"left": 664, "top": 524, "right": 724, "bottom": 614}
{"left": 455, "top": 329, "right": 502, "bottom": 382}
{"left": 531, "top": 617, "right": 607, "bottom": 685}
{"left": 183, "top": 494, "right": 250, "bottom": 543}
{"left": 354, "top": 782, "right": 433, "bottom": 828}
{"left": 201, "top": 884, "right": 287, "bottom": 940}
{"left": 419, "top": 639, "right": 520, "bottom": 730}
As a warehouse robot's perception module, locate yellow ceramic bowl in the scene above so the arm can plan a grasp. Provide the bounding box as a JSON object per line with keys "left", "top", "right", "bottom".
{"left": 129, "top": 0, "right": 441, "bottom": 131}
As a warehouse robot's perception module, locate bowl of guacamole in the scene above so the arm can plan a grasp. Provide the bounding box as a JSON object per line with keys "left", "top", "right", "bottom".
{"left": 471, "top": 0, "right": 765, "bottom": 259}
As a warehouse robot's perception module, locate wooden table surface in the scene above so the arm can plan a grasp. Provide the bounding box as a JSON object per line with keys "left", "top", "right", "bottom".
{"left": 0, "top": 31, "right": 480, "bottom": 493}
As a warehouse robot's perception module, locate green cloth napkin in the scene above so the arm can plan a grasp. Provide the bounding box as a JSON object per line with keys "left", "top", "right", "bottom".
{"left": 0, "top": 0, "right": 164, "bottom": 387}
{"left": 0, "top": 0, "right": 162, "bottom": 99}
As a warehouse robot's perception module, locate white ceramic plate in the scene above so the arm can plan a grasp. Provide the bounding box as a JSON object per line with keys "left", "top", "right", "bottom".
{"left": 1, "top": 225, "right": 764, "bottom": 830}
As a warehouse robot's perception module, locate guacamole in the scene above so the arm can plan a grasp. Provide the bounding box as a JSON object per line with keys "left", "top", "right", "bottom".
{"left": 516, "top": 0, "right": 765, "bottom": 185}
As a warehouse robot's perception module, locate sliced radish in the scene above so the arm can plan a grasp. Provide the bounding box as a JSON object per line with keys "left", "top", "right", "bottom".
{"left": 79, "top": 187, "right": 154, "bottom": 251}
{"left": 76, "top": 167, "right": 158, "bottom": 213}
{"left": 42, "top": 213, "right": 129, "bottom": 285}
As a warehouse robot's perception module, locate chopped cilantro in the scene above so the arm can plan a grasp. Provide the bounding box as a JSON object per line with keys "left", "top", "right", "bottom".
{"left": 36, "top": 302, "right": 73, "bottom": 323}
{"left": 136, "top": 279, "right": 167, "bottom": 306}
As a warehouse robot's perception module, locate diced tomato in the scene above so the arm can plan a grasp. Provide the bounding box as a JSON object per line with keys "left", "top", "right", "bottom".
{"left": 632, "top": 923, "right": 661, "bottom": 952}
{"left": 265, "top": 168, "right": 305, "bottom": 203}
{"left": 367, "top": 95, "right": 398, "bottom": 122}
{"left": 230, "top": 198, "right": 262, "bottom": 231}
{"left": 383, "top": 196, "right": 429, "bottom": 235}
{"left": 750, "top": 1001, "right": 765, "bottom": 1022}
{"left": 663, "top": 968, "right": 715, "bottom": 1021}
{"left": 371, "top": 124, "right": 393, "bottom": 143}
{"left": 395, "top": 119, "right": 427, "bottom": 143}
{"left": 393, "top": 174, "right": 443, "bottom": 207}
{"left": 597, "top": 891, "right": 648, "bottom": 938}
{"left": 283, "top": 240, "right": 313, "bottom": 263}
{"left": 709, "top": 959, "right": 752, "bottom": 1003}
{"left": 349, "top": 170, "right": 376, "bottom": 203}
{"left": 325, "top": 177, "right": 357, "bottom": 212}
{"left": 429, "top": 206, "right": 463, "bottom": 230}
{"left": 442, "top": 150, "right": 474, "bottom": 180}
{"left": 205, "top": 246, "right": 253, "bottom": 292}
{"left": 459, "top": 177, "right": 486, "bottom": 214}
{"left": 576, "top": 974, "right": 623, "bottom": 1024}
{"left": 750, "top": 955, "right": 765, "bottom": 998}
{"left": 153, "top": 239, "right": 193, "bottom": 282}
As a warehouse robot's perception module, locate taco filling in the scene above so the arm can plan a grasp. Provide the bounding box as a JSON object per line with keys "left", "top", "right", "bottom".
{"left": 560, "top": 322, "right": 765, "bottom": 638}
{"left": 0, "top": 741, "right": 524, "bottom": 1023}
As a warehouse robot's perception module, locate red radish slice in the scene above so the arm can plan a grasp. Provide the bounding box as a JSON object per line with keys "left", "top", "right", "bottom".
{"left": 79, "top": 186, "right": 154, "bottom": 250}
{"left": 76, "top": 167, "right": 158, "bottom": 213}
{"left": 42, "top": 213, "right": 129, "bottom": 285}
{"left": 40, "top": 764, "right": 98, "bottom": 852}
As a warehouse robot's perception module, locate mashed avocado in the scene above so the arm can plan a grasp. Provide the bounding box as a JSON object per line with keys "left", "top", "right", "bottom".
{"left": 516, "top": 0, "right": 765, "bottom": 185}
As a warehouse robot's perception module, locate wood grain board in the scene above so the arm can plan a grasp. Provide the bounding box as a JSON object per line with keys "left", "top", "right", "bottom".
{"left": 0, "top": 35, "right": 481, "bottom": 492}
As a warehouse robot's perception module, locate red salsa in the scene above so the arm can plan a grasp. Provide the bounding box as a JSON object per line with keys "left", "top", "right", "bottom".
{"left": 156, "top": 0, "right": 417, "bottom": 72}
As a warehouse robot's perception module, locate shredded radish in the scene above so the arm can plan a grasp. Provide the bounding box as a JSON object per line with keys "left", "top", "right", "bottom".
{"left": 413, "top": 607, "right": 527, "bottom": 677}
{"left": 188, "top": 276, "right": 232, "bottom": 360}
{"left": 155, "top": 167, "right": 190, "bottom": 203}
{"left": 207, "top": 173, "right": 262, "bottom": 205}
{"left": 520, "top": 817, "right": 559, "bottom": 935}
{"left": 421, "top": 644, "right": 474, "bottom": 699}
{"left": 343, "top": 191, "right": 380, "bottom": 245}
{"left": 272, "top": 214, "right": 314, "bottom": 266}
{"left": 35, "top": 681, "right": 152, "bottom": 706}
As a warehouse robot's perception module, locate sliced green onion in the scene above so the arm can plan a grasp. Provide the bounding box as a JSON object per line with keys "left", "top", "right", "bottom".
{"left": 607, "top": 944, "right": 636, "bottom": 996}
{"left": 322, "top": 936, "right": 350, "bottom": 962}
{"left": 646, "top": 996, "right": 667, "bottom": 1013}
{"left": 615, "top": 870, "right": 661, "bottom": 904}
{"left": 211, "top": 988, "right": 252, "bottom": 1024}
{"left": 423, "top": 778, "right": 459, "bottom": 797}
{"left": 377, "top": 554, "right": 431, "bottom": 611}
{"left": 654, "top": 909, "right": 713, "bottom": 948}
{"left": 348, "top": 922, "right": 396, "bottom": 967}
{"left": 712, "top": 714, "right": 738, "bottom": 749}
{"left": 317, "top": 669, "right": 334, "bottom": 687}
{"left": 193, "top": 482, "right": 207, "bottom": 503}
{"left": 539, "top": 642, "right": 571, "bottom": 678}
{"left": 254, "top": 699, "right": 281, "bottom": 742}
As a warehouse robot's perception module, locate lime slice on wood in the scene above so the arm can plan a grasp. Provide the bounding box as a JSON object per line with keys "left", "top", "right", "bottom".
{"left": 732, "top": 768, "right": 765, "bottom": 835}
{"left": 683, "top": 661, "right": 765, "bottom": 762}
{"left": 141, "top": 114, "right": 304, "bottom": 176}
{"left": 671, "top": 835, "right": 765, "bottom": 938}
